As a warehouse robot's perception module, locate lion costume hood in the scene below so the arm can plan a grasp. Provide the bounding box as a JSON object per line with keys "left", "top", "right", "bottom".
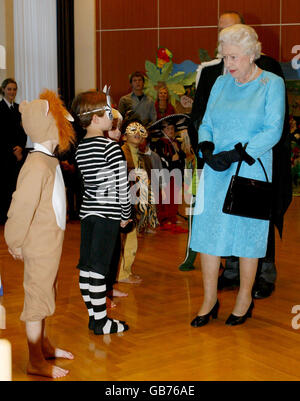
{"left": 19, "top": 90, "right": 75, "bottom": 153}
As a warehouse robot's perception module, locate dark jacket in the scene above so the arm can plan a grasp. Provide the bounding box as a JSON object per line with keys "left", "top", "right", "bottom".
{"left": 0, "top": 99, "right": 27, "bottom": 166}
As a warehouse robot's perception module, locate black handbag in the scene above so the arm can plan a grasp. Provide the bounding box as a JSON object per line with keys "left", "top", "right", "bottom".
{"left": 222, "top": 146, "right": 273, "bottom": 221}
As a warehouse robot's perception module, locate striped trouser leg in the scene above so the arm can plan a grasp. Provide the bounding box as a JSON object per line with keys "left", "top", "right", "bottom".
{"left": 89, "top": 271, "right": 107, "bottom": 322}
{"left": 79, "top": 270, "right": 94, "bottom": 317}
{"left": 89, "top": 271, "right": 129, "bottom": 335}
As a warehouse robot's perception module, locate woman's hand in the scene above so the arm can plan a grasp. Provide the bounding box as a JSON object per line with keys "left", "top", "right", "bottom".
{"left": 204, "top": 151, "right": 238, "bottom": 171}
{"left": 206, "top": 143, "right": 255, "bottom": 171}
{"left": 198, "top": 141, "right": 252, "bottom": 171}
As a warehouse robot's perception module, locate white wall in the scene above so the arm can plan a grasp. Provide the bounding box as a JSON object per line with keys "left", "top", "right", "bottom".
{"left": 74, "top": 0, "right": 96, "bottom": 94}
{"left": 14, "top": 0, "right": 58, "bottom": 103}
{"left": 0, "top": 0, "right": 96, "bottom": 96}
{"left": 0, "top": 0, "right": 15, "bottom": 84}
{"left": 0, "top": 1, "right": 5, "bottom": 72}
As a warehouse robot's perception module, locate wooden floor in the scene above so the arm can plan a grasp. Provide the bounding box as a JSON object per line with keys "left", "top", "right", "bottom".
{"left": 1, "top": 197, "right": 300, "bottom": 381}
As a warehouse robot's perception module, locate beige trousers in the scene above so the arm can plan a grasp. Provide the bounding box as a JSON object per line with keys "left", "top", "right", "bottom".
{"left": 118, "top": 229, "right": 138, "bottom": 281}
{"left": 21, "top": 255, "right": 61, "bottom": 322}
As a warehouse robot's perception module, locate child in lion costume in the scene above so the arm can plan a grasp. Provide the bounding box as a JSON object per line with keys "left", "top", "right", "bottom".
{"left": 4, "top": 90, "right": 75, "bottom": 379}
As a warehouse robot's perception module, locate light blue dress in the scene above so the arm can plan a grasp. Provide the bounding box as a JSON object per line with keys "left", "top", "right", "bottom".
{"left": 190, "top": 70, "right": 285, "bottom": 258}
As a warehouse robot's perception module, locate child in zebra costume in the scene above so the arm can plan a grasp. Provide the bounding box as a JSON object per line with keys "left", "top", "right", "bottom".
{"left": 73, "top": 90, "right": 132, "bottom": 335}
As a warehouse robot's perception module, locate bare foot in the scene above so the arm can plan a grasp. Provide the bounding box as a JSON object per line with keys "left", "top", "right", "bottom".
{"left": 43, "top": 344, "right": 74, "bottom": 360}
{"left": 50, "top": 348, "right": 74, "bottom": 360}
{"left": 107, "top": 298, "right": 117, "bottom": 308}
{"left": 119, "top": 275, "right": 142, "bottom": 284}
{"left": 27, "top": 360, "right": 69, "bottom": 379}
{"left": 112, "top": 289, "right": 128, "bottom": 297}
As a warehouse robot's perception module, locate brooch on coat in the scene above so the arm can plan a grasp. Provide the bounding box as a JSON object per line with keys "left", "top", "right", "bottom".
{"left": 260, "top": 77, "right": 269, "bottom": 85}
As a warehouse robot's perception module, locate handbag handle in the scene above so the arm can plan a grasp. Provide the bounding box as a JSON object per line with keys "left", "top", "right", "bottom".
{"left": 235, "top": 144, "right": 269, "bottom": 183}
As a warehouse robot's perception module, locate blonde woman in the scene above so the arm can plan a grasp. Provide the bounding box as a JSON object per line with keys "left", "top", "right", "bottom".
{"left": 155, "top": 86, "right": 176, "bottom": 119}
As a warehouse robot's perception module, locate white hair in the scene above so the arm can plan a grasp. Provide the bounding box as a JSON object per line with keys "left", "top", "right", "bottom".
{"left": 218, "top": 24, "right": 262, "bottom": 60}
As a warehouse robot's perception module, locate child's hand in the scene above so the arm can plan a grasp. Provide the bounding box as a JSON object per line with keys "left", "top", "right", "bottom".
{"left": 13, "top": 146, "right": 23, "bottom": 162}
{"left": 172, "top": 152, "right": 179, "bottom": 161}
{"left": 61, "top": 161, "right": 75, "bottom": 173}
{"left": 120, "top": 219, "right": 132, "bottom": 228}
{"left": 8, "top": 247, "right": 23, "bottom": 261}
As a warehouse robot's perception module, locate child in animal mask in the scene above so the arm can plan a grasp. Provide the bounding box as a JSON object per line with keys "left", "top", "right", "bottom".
{"left": 5, "top": 90, "right": 75, "bottom": 378}
{"left": 73, "top": 91, "right": 131, "bottom": 335}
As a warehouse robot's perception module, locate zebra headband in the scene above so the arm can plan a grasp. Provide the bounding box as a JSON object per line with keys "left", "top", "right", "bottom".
{"left": 78, "top": 85, "right": 113, "bottom": 120}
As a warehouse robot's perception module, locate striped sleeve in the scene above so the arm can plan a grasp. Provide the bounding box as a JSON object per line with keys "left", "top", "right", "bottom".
{"left": 104, "top": 141, "right": 131, "bottom": 220}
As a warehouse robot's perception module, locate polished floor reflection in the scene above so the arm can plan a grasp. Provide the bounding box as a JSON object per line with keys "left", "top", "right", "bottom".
{"left": 1, "top": 198, "right": 300, "bottom": 381}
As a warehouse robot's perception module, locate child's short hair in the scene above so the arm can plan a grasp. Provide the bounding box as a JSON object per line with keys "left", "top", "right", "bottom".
{"left": 71, "top": 91, "right": 107, "bottom": 128}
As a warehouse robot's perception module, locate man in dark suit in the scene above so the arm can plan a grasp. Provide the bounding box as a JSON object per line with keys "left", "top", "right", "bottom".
{"left": 181, "top": 11, "right": 292, "bottom": 299}
{"left": 0, "top": 78, "right": 28, "bottom": 224}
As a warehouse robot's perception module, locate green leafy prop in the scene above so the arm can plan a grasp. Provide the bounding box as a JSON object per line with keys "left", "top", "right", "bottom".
{"left": 144, "top": 60, "right": 196, "bottom": 107}
{"left": 144, "top": 47, "right": 212, "bottom": 106}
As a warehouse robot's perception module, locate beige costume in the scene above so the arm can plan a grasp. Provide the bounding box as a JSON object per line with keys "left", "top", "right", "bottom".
{"left": 118, "top": 143, "right": 139, "bottom": 281}
{"left": 118, "top": 143, "right": 158, "bottom": 280}
{"left": 4, "top": 90, "right": 74, "bottom": 322}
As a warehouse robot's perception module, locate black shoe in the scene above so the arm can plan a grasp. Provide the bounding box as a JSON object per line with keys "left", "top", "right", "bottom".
{"left": 89, "top": 316, "right": 126, "bottom": 330}
{"left": 191, "top": 300, "right": 219, "bottom": 327}
{"left": 179, "top": 263, "right": 196, "bottom": 271}
{"left": 218, "top": 273, "right": 239, "bottom": 290}
{"left": 94, "top": 320, "right": 129, "bottom": 335}
{"left": 252, "top": 278, "right": 275, "bottom": 299}
{"left": 225, "top": 301, "right": 254, "bottom": 326}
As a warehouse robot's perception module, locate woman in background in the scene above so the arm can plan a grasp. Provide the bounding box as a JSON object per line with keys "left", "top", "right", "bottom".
{"left": 155, "top": 86, "right": 176, "bottom": 120}
{"left": 0, "top": 78, "right": 27, "bottom": 224}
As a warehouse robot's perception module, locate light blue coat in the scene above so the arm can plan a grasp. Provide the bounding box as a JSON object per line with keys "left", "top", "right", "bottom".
{"left": 190, "top": 70, "right": 285, "bottom": 258}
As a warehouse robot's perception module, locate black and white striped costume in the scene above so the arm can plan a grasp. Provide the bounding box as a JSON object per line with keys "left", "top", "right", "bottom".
{"left": 75, "top": 136, "right": 131, "bottom": 334}
{"left": 75, "top": 136, "right": 131, "bottom": 221}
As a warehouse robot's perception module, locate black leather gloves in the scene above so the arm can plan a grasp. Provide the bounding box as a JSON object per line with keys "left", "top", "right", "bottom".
{"left": 198, "top": 141, "right": 232, "bottom": 171}
{"left": 234, "top": 142, "right": 255, "bottom": 166}
{"left": 198, "top": 141, "right": 215, "bottom": 160}
{"left": 198, "top": 141, "right": 255, "bottom": 172}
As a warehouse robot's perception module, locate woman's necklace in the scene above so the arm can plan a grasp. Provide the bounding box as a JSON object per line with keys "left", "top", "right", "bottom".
{"left": 235, "top": 64, "right": 258, "bottom": 87}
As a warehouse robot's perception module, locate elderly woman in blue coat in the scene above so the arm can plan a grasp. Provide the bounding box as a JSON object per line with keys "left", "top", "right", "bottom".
{"left": 190, "top": 24, "right": 285, "bottom": 326}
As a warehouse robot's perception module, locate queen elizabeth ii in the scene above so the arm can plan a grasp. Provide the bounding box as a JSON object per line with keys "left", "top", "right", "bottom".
{"left": 190, "top": 24, "right": 285, "bottom": 327}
